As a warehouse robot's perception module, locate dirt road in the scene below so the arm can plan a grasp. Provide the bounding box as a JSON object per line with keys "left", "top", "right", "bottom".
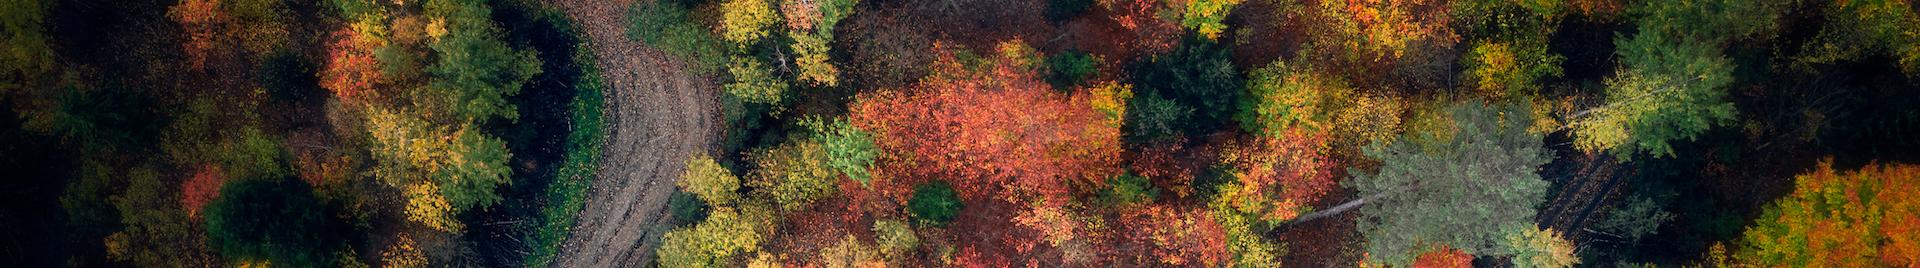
{"left": 551, "top": 0, "right": 717, "bottom": 266}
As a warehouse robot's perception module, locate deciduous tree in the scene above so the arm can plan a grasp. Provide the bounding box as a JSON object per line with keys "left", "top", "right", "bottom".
{"left": 748, "top": 139, "right": 838, "bottom": 211}
{"left": 1504, "top": 227, "right": 1579, "bottom": 268}
{"left": 1736, "top": 161, "right": 1920, "bottom": 267}
{"left": 851, "top": 41, "right": 1123, "bottom": 205}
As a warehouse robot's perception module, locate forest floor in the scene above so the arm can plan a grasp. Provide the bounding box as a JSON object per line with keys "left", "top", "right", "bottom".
{"left": 551, "top": 0, "right": 719, "bottom": 266}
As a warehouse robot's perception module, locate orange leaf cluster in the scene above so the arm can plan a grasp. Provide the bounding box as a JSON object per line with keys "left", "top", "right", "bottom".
{"left": 1219, "top": 130, "right": 1336, "bottom": 221}
{"left": 321, "top": 28, "right": 383, "bottom": 101}
{"left": 1739, "top": 160, "right": 1920, "bottom": 266}
{"left": 851, "top": 42, "right": 1123, "bottom": 206}
{"left": 1409, "top": 245, "right": 1471, "bottom": 268}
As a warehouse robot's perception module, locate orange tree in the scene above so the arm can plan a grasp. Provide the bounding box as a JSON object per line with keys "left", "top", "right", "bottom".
{"left": 851, "top": 41, "right": 1124, "bottom": 206}
{"left": 1736, "top": 161, "right": 1920, "bottom": 267}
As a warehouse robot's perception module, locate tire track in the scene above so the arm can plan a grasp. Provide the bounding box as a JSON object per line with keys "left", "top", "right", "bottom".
{"left": 551, "top": 0, "right": 718, "bottom": 266}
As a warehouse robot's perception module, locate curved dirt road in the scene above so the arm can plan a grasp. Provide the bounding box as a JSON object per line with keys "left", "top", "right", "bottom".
{"left": 552, "top": 0, "right": 717, "bottom": 266}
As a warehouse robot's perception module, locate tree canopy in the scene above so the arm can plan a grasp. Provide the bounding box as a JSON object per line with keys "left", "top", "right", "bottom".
{"left": 1350, "top": 102, "right": 1551, "bottom": 265}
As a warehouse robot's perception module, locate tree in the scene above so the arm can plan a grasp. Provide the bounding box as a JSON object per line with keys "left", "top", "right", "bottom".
{"left": 1115, "top": 205, "right": 1230, "bottom": 266}
{"left": 1343, "top": 102, "right": 1551, "bottom": 265}
{"left": 907, "top": 181, "right": 961, "bottom": 227}
{"left": 1302, "top": 0, "right": 1457, "bottom": 60}
{"left": 1179, "top": 0, "right": 1245, "bottom": 40}
{"left": 1237, "top": 61, "right": 1349, "bottom": 138}
{"left": 720, "top": 0, "right": 778, "bottom": 47}
{"left": 802, "top": 117, "right": 877, "bottom": 186}
{"left": 1463, "top": 42, "right": 1562, "bottom": 100}
{"left": 1130, "top": 37, "right": 1243, "bottom": 137}
{"left": 724, "top": 55, "right": 790, "bottom": 105}
{"left": 1044, "top": 50, "right": 1099, "bottom": 90}
{"left": 320, "top": 27, "right": 384, "bottom": 101}
{"left": 1504, "top": 227, "right": 1579, "bottom": 268}
{"left": 1572, "top": 29, "right": 1735, "bottom": 158}
{"left": 363, "top": 107, "right": 513, "bottom": 229}
{"left": 106, "top": 167, "right": 217, "bottom": 267}
{"left": 1216, "top": 130, "right": 1336, "bottom": 222}
{"left": 779, "top": 0, "right": 857, "bottom": 86}
{"left": 423, "top": 0, "right": 541, "bottom": 122}
{"left": 1209, "top": 200, "right": 1283, "bottom": 267}
{"left": 0, "top": 0, "right": 54, "bottom": 95}
{"left": 656, "top": 205, "right": 776, "bottom": 267}
{"left": 851, "top": 41, "right": 1122, "bottom": 205}
{"left": 1735, "top": 161, "right": 1920, "bottom": 267}
{"left": 1572, "top": 0, "right": 1781, "bottom": 158}
{"left": 680, "top": 154, "right": 742, "bottom": 206}
{"left": 747, "top": 139, "right": 838, "bottom": 211}
{"left": 1795, "top": 0, "right": 1920, "bottom": 73}
{"left": 205, "top": 177, "right": 343, "bottom": 267}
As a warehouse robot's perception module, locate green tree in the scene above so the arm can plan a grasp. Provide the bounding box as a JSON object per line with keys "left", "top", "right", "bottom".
{"left": 908, "top": 181, "right": 962, "bottom": 227}
{"left": 1045, "top": 50, "right": 1099, "bottom": 90}
{"left": 1795, "top": 0, "right": 1920, "bottom": 73}
{"left": 803, "top": 117, "right": 877, "bottom": 186}
{"left": 424, "top": 0, "right": 541, "bottom": 122}
{"left": 205, "top": 177, "right": 344, "bottom": 267}
{"left": 724, "top": 55, "right": 789, "bottom": 105}
{"left": 1572, "top": 30, "right": 1736, "bottom": 158}
{"left": 1571, "top": 0, "right": 1779, "bottom": 158}
{"left": 1130, "top": 37, "right": 1242, "bottom": 137}
{"left": 1342, "top": 102, "right": 1551, "bottom": 265}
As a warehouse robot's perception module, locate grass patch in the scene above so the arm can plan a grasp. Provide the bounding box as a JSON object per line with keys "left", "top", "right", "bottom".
{"left": 523, "top": 44, "right": 608, "bottom": 267}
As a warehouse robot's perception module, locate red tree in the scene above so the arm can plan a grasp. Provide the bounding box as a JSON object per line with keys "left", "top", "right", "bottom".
{"left": 321, "top": 28, "right": 382, "bottom": 101}
{"left": 851, "top": 42, "right": 1123, "bottom": 206}
{"left": 179, "top": 165, "right": 226, "bottom": 218}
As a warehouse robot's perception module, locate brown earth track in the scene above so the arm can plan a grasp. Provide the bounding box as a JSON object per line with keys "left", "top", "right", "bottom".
{"left": 551, "top": 0, "right": 718, "bottom": 266}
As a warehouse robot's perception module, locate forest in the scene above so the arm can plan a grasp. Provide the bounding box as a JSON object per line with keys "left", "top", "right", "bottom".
{"left": 0, "top": 0, "right": 1916, "bottom": 267}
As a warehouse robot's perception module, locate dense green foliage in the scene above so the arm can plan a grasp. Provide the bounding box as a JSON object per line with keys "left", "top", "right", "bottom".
{"left": 204, "top": 177, "right": 344, "bottom": 267}
{"left": 1046, "top": 50, "right": 1099, "bottom": 90}
{"left": 1350, "top": 102, "right": 1551, "bottom": 265}
{"left": 629, "top": 0, "right": 725, "bottom": 73}
{"left": 908, "top": 181, "right": 962, "bottom": 227}
{"left": 804, "top": 117, "right": 877, "bottom": 186}
{"left": 1130, "top": 37, "right": 1243, "bottom": 138}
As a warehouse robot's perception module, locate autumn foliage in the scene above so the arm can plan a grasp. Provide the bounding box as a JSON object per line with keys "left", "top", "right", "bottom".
{"left": 1737, "top": 160, "right": 1920, "bottom": 267}
{"left": 179, "top": 165, "right": 226, "bottom": 218}
{"left": 851, "top": 41, "right": 1124, "bottom": 206}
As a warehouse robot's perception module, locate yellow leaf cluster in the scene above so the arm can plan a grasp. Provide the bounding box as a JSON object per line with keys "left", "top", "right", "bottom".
{"left": 381, "top": 234, "right": 428, "bottom": 268}
{"left": 403, "top": 182, "right": 462, "bottom": 232}
{"left": 721, "top": 0, "right": 778, "bottom": 46}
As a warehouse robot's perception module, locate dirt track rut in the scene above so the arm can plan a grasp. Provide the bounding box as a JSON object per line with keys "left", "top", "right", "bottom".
{"left": 552, "top": 0, "right": 717, "bottom": 266}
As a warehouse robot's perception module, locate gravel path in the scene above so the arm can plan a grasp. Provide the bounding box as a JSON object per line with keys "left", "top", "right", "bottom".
{"left": 552, "top": 0, "right": 718, "bottom": 266}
